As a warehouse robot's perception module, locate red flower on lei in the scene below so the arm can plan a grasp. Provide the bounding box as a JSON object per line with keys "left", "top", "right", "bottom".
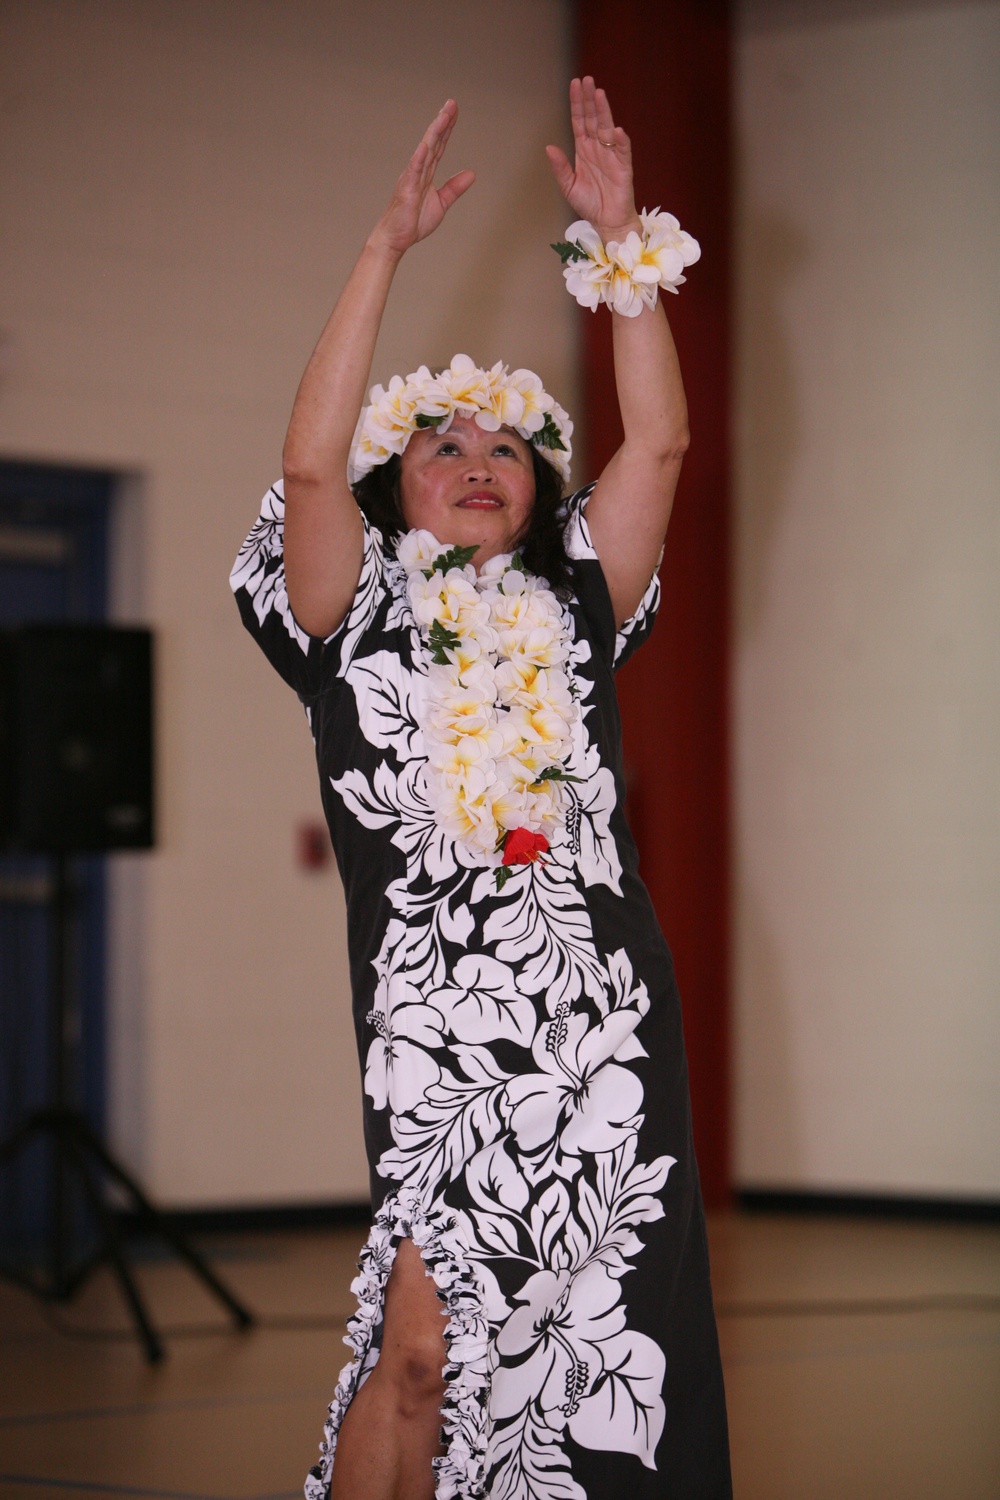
{"left": 502, "top": 828, "right": 550, "bottom": 866}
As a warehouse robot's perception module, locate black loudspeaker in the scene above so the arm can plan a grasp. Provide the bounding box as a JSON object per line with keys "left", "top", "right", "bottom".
{"left": 0, "top": 625, "right": 154, "bottom": 853}
{"left": 0, "top": 624, "right": 252, "bottom": 1360}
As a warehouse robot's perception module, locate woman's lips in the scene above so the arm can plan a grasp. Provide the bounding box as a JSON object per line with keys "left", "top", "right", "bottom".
{"left": 457, "top": 493, "right": 503, "bottom": 509}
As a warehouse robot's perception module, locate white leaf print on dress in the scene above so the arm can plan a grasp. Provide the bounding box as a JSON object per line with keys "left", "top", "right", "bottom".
{"left": 428, "top": 955, "right": 537, "bottom": 1049}
{"left": 230, "top": 493, "right": 313, "bottom": 654}
{"left": 568, "top": 756, "right": 623, "bottom": 895}
{"left": 345, "top": 649, "right": 423, "bottom": 761}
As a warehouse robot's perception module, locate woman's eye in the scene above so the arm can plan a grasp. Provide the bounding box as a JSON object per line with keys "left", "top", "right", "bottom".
{"left": 436, "top": 442, "right": 460, "bottom": 455}
{"left": 494, "top": 444, "right": 516, "bottom": 457}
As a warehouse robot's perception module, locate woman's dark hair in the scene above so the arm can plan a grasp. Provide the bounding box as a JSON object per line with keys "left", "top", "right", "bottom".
{"left": 351, "top": 444, "right": 575, "bottom": 598}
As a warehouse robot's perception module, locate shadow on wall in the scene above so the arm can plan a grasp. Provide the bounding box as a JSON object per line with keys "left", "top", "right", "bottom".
{"left": 737, "top": 208, "right": 808, "bottom": 640}
{"left": 736, "top": 888, "right": 803, "bottom": 1182}
{"left": 736, "top": 207, "right": 809, "bottom": 1181}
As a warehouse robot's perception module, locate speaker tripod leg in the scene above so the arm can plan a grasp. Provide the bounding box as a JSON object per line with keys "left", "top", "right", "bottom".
{"left": 62, "top": 1130, "right": 164, "bottom": 1363}
{"left": 75, "top": 1121, "right": 255, "bottom": 1331}
{"left": 0, "top": 1117, "right": 49, "bottom": 1295}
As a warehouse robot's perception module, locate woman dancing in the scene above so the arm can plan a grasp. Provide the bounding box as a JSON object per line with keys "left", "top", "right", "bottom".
{"left": 232, "top": 77, "right": 730, "bottom": 1500}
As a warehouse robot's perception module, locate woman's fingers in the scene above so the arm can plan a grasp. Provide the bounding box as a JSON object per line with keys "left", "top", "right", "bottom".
{"left": 569, "top": 74, "right": 587, "bottom": 142}
{"left": 414, "top": 100, "right": 455, "bottom": 184}
{"left": 437, "top": 168, "right": 476, "bottom": 213}
{"left": 594, "top": 85, "right": 617, "bottom": 140}
{"left": 569, "top": 76, "right": 625, "bottom": 155}
{"left": 422, "top": 99, "right": 462, "bottom": 198}
{"left": 421, "top": 98, "right": 457, "bottom": 148}
{"left": 545, "top": 143, "right": 574, "bottom": 196}
{"left": 396, "top": 140, "right": 429, "bottom": 202}
{"left": 581, "top": 76, "right": 600, "bottom": 140}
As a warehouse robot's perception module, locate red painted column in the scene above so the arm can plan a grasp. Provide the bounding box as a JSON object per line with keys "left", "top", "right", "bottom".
{"left": 576, "top": 0, "right": 732, "bottom": 1206}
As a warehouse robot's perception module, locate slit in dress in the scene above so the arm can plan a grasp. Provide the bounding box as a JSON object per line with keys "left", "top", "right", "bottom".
{"left": 304, "top": 1185, "right": 492, "bottom": 1500}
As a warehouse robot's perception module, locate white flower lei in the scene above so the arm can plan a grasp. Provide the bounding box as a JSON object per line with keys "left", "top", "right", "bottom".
{"left": 398, "top": 528, "right": 579, "bottom": 883}
{"left": 554, "top": 206, "right": 701, "bottom": 318}
{"left": 349, "top": 354, "right": 573, "bottom": 487}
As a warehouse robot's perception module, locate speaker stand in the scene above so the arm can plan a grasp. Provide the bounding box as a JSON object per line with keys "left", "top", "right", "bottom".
{"left": 0, "top": 856, "right": 255, "bottom": 1363}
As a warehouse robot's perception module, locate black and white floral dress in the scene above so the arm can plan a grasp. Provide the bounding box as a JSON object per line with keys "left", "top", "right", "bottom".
{"left": 231, "top": 482, "right": 731, "bottom": 1500}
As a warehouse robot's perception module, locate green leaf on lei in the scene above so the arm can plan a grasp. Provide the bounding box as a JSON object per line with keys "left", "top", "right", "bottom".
{"left": 426, "top": 618, "right": 462, "bottom": 664}
{"left": 423, "top": 543, "right": 478, "bottom": 580}
{"left": 551, "top": 239, "right": 588, "bottom": 264}
{"left": 532, "top": 413, "right": 568, "bottom": 454}
{"left": 534, "top": 766, "right": 583, "bottom": 785}
{"left": 414, "top": 413, "right": 446, "bottom": 429}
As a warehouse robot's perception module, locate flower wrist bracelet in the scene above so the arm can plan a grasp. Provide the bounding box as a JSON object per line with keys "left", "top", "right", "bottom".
{"left": 552, "top": 207, "right": 701, "bottom": 318}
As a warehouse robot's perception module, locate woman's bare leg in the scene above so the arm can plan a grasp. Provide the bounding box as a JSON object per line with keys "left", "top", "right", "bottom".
{"left": 329, "top": 1238, "right": 448, "bottom": 1500}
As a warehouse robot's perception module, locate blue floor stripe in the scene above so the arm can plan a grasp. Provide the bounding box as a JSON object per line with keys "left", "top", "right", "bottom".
{"left": 0, "top": 1478, "right": 299, "bottom": 1500}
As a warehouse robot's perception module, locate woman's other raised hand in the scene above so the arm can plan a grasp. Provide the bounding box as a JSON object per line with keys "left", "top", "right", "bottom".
{"left": 546, "top": 77, "right": 639, "bottom": 241}
{"left": 369, "top": 100, "right": 476, "bottom": 258}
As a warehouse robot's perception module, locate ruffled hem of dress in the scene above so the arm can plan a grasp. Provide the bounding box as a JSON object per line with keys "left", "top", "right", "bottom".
{"left": 304, "top": 1186, "right": 491, "bottom": 1500}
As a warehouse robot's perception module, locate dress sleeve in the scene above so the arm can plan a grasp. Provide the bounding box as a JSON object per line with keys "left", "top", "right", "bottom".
{"left": 562, "top": 484, "right": 662, "bottom": 671}
{"left": 230, "top": 479, "right": 388, "bottom": 698}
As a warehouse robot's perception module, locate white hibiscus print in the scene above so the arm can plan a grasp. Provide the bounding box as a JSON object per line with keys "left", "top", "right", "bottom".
{"left": 504, "top": 1007, "right": 645, "bottom": 1157}
{"left": 364, "top": 979, "right": 444, "bottom": 1113}
{"left": 491, "top": 1259, "right": 665, "bottom": 1469}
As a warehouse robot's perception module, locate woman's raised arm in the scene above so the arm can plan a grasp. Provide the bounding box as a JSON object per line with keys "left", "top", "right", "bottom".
{"left": 547, "top": 78, "right": 690, "bottom": 629}
{"left": 281, "top": 100, "right": 474, "bottom": 639}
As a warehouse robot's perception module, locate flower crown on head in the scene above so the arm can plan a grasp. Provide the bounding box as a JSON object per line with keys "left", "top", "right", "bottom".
{"left": 348, "top": 354, "right": 573, "bottom": 487}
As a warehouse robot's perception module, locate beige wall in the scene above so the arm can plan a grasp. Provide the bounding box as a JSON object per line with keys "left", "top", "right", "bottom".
{"left": 0, "top": 0, "right": 576, "bottom": 1204}
{"left": 8, "top": 0, "right": 993, "bottom": 1210}
{"left": 734, "top": 0, "right": 1000, "bottom": 1195}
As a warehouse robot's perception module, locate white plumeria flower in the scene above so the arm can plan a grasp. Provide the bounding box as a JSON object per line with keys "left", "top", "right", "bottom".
{"left": 503, "top": 666, "right": 575, "bottom": 724}
{"left": 507, "top": 700, "right": 573, "bottom": 755}
{"left": 489, "top": 587, "right": 556, "bottom": 637}
{"left": 560, "top": 206, "right": 701, "bottom": 317}
{"left": 395, "top": 525, "right": 580, "bottom": 864}
{"left": 498, "top": 623, "right": 569, "bottom": 672}
{"left": 550, "top": 402, "right": 574, "bottom": 451}
{"left": 479, "top": 361, "right": 528, "bottom": 432}
{"left": 427, "top": 732, "right": 504, "bottom": 775}
{"left": 612, "top": 230, "right": 679, "bottom": 308}
{"left": 476, "top": 552, "right": 514, "bottom": 586}
{"left": 560, "top": 212, "right": 648, "bottom": 314}
{"left": 425, "top": 659, "right": 496, "bottom": 716}
{"left": 437, "top": 354, "right": 496, "bottom": 420}
{"left": 641, "top": 207, "right": 702, "bottom": 267}
{"left": 498, "top": 567, "right": 526, "bottom": 596}
{"left": 494, "top": 658, "right": 539, "bottom": 704}
{"left": 396, "top": 529, "right": 444, "bottom": 572}
{"left": 434, "top": 766, "right": 502, "bottom": 853}
{"left": 506, "top": 369, "right": 555, "bottom": 437}
{"left": 347, "top": 356, "right": 572, "bottom": 484}
{"left": 349, "top": 428, "right": 392, "bottom": 483}
{"left": 486, "top": 778, "right": 537, "bottom": 833}
{"left": 530, "top": 778, "right": 567, "bottom": 834}
{"left": 407, "top": 569, "right": 488, "bottom": 633}
{"left": 435, "top": 633, "right": 488, "bottom": 680}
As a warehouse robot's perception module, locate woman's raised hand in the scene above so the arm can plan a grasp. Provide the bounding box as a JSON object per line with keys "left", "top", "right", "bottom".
{"left": 369, "top": 100, "right": 475, "bottom": 257}
{"left": 546, "top": 77, "right": 639, "bottom": 240}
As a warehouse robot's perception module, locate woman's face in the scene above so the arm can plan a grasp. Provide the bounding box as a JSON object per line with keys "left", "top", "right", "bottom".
{"left": 399, "top": 415, "right": 536, "bottom": 568}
